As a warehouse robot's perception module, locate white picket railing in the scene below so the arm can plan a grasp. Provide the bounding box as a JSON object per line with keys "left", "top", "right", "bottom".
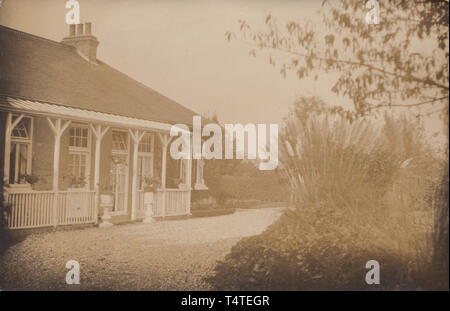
{"left": 164, "top": 189, "right": 191, "bottom": 216}
{"left": 136, "top": 188, "right": 191, "bottom": 218}
{"left": 4, "top": 188, "right": 188, "bottom": 229}
{"left": 4, "top": 190, "right": 96, "bottom": 229}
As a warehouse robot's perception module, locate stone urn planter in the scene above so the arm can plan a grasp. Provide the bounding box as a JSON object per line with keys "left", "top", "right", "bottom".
{"left": 142, "top": 177, "right": 160, "bottom": 223}
{"left": 143, "top": 191, "right": 155, "bottom": 223}
{"left": 100, "top": 193, "right": 113, "bottom": 206}
{"left": 99, "top": 193, "right": 114, "bottom": 228}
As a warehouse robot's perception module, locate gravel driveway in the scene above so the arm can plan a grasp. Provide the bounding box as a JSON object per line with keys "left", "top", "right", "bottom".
{"left": 0, "top": 207, "right": 283, "bottom": 290}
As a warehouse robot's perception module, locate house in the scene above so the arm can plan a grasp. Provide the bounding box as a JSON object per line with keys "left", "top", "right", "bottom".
{"left": 0, "top": 23, "right": 207, "bottom": 229}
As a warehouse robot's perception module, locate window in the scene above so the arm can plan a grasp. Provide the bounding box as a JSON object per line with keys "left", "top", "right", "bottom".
{"left": 112, "top": 131, "right": 128, "bottom": 152}
{"left": 69, "top": 127, "right": 88, "bottom": 149}
{"left": 9, "top": 116, "right": 33, "bottom": 184}
{"left": 68, "top": 125, "right": 90, "bottom": 189}
{"left": 138, "top": 134, "right": 153, "bottom": 153}
{"left": 138, "top": 134, "right": 154, "bottom": 189}
{"left": 138, "top": 156, "right": 153, "bottom": 189}
{"left": 11, "top": 118, "right": 31, "bottom": 139}
{"left": 9, "top": 143, "right": 29, "bottom": 184}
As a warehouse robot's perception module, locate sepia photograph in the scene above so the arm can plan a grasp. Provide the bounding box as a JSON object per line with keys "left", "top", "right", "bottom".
{"left": 0, "top": 0, "right": 448, "bottom": 298}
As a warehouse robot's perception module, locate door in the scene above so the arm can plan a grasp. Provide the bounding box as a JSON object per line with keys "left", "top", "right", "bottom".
{"left": 110, "top": 130, "right": 130, "bottom": 215}
{"left": 110, "top": 155, "right": 128, "bottom": 214}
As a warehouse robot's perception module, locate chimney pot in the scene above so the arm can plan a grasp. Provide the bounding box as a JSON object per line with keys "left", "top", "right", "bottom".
{"left": 62, "top": 23, "right": 99, "bottom": 63}
{"left": 76, "top": 23, "right": 84, "bottom": 36}
{"left": 85, "top": 22, "right": 92, "bottom": 35}
{"left": 69, "top": 24, "right": 76, "bottom": 36}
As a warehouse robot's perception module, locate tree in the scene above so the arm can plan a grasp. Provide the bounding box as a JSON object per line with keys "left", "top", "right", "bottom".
{"left": 200, "top": 113, "right": 242, "bottom": 204}
{"left": 226, "top": 0, "right": 449, "bottom": 118}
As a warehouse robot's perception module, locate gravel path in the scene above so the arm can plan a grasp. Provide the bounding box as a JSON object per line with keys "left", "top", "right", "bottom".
{"left": 0, "top": 207, "right": 284, "bottom": 290}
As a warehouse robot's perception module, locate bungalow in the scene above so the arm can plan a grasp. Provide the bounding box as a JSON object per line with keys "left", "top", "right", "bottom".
{"left": 0, "top": 23, "right": 208, "bottom": 229}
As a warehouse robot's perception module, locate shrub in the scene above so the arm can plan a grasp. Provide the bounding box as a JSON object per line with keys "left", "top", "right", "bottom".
{"left": 219, "top": 175, "right": 288, "bottom": 202}
{"left": 429, "top": 162, "right": 449, "bottom": 289}
{"left": 207, "top": 105, "right": 448, "bottom": 290}
{"left": 0, "top": 198, "right": 12, "bottom": 254}
{"left": 207, "top": 212, "right": 412, "bottom": 290}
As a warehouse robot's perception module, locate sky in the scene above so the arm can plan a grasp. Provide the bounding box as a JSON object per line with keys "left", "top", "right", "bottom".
{"left": 0, "top": 0, "right": 346, "bottom": 125}
{"left": 0, "top": 0, "right": 446, "bottom": 148}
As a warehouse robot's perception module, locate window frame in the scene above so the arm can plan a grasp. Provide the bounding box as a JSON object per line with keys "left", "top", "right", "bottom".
{"left": 68, "top": 125, "right": 90, "bottom": 153}
{"left": 9, "top": 115, "right": 33, "bottom": 185}
{"left": 68, "top": 124, "right": 91, "bottom": 190}
{"left": 111, "top": 130, "right": 129, "bottom": 155}
{"left": 11, "top": 116, "right": 33, "bottom": 141}
{"left": 137, "top": 133, "right": 155, "bottom": 190}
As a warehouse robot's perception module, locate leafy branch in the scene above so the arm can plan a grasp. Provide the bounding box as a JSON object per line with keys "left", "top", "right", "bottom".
{"left": 226, "top": 0, "right": 449, "bottom": 116}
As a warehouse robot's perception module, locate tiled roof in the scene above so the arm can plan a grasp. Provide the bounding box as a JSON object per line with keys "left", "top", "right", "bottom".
{"left": 0, "top": 25, "right": 198, "bottom": 126}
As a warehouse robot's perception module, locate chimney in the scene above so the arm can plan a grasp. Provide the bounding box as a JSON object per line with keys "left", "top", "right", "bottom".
{"left": 62, "top": 22, "right": 99, "bottom": 63}
{"left": 69, "top": 24, "right": 76, "bottom": 36}
{"left": 76, "top": 23, "right": 84, "bottom": 36}
{"left": 85, "top": 22, "right": 92, "bottom": 35}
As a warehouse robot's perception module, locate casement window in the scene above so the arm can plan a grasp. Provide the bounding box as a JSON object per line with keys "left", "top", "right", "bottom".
{"left": 138, "top": 133, "right": 154, "bottom": 190}
{"left": 69, "top": 126, "right": 89, "bottom": 149}
{"left": 68, "top": 125, "right": 91, "bottom": 189}
{"left": 9, "top": 116, "right": 33, "bottom": 184}
{"left": 138, "top": 133, "right": 153, "bottom": 153}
